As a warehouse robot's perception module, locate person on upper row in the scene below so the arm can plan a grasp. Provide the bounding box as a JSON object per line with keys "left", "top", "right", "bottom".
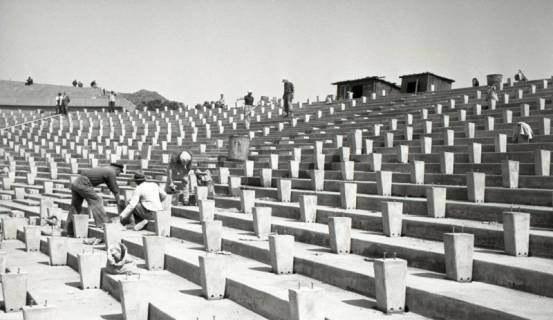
{"left": 237, "top": 90, "right": 255, "bottom": 129}
{"left": 165, "top": 151, "right": 215, "bottom": 205}
{"left": 512, "top": 122, "right": 533, "bottom": 143}
{"left": 55, "top": 92, "right": 63, "bottom": 114}
{"left": 472, "top": 77, "right": 479, "bottom": 87}
{"left": 282, "top": 78, "right": 294, "bottom": 117}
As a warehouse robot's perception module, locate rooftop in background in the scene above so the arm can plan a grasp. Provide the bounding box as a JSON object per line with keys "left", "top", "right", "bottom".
{"left": 331, "top": 76, "right": 401, "bottom": 89}
{"left": 399, "top": 72, "right": 455, "bottom": 83}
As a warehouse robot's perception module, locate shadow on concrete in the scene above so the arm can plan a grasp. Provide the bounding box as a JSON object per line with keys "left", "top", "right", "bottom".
{"left": 342, "top": 298, "right": 378, "bottom": 310}
{"left": 249, "top": 266, "right": 272, "bottom": 273}
{"left": 101, "top": 313, "right": 123, "bottom": 320}
{"left": 179, "top": 288, "right": 202, "bottom": 297}
{"left": 411, "top": 272, "right": 445, "bottom": 280}
{"left": 308, "top": 247, "right": 332, "bottom": 253}
{"left": 65, "top": 281, "right": 81, "bottom": 289}
{"left": 137, "top": 263, "right": 147, "bottom": 270}
{"left": 37, "top": 261, "right": 51, "bottom": 266}
{"left": 188, "top": 246, "right": 205, "bottom": 251}
{"left": 238, "top": 232, "right": 256, "bottom": 237}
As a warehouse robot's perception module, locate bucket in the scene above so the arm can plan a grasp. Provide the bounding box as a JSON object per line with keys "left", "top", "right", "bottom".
{"left": 228, "top": 135, "right": 250, "bottom": 161}
{"left": 486, "top": 74, "right": 503, "bottom": 88}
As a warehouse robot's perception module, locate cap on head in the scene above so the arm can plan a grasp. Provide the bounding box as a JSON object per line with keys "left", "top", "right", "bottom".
{"left": 247, "top": 89, "right": 252, "bottom": 93}
{"left": 179, "top": 151, "right": 192, "bottom": 163}
{"left": 282, "top": 78, "right": 287, "bottom": 83}
{"left": 110, "top": 162, "right": 124, "bottom": 170}
{"left": 133, "top": 172, "right": 146, "bottom": 183}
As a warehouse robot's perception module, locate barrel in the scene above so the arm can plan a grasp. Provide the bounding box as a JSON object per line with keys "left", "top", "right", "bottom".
{"left": 228, "top": 135, "right": 250, "bottom": 161}
{"left": 486, "top": 74, "right": 503, "bottom": 88}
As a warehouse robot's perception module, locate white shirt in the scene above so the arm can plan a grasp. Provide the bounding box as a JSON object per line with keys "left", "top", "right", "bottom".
{"left": 121, "top": 182, "right": 166, "bottom": 217}
{"left": 109, "top": 94, "right": 116, "bottom": 102}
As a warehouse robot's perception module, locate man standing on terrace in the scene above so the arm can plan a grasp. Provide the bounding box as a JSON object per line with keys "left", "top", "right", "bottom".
{"left": 65, "top": 162, "right": 124, "bottom": 237}
{"left": 282, "top": 78, "right": 294, "bottom": 117}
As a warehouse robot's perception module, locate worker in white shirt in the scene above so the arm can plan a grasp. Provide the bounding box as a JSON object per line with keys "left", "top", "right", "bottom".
{"left": 119, "top": 173, "right": 167, "bottom": 231}
{"left": 55, "top": 93, "right": 62, "bottom": 114}
{"left": 108, "top": 91, "right": 116, "bottom": 112}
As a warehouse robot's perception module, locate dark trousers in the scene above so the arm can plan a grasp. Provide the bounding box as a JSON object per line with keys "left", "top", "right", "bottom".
{"left": 283, "top": 94, "right": 293, "bottom": 113}
{"left": 66, "top": 176, "right": 109, "bottom": 236}
{"left": 60, "top": 104, "right": 68, "bottom": 115}
{"left": 121, "top": 202, "right": 155, "bottom": 225}
{"left": 109, "top": 101, "right": 115, "bottom": 112}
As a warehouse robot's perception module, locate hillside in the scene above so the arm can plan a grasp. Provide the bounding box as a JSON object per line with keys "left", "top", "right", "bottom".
{"left": 121, "top": 89, "right": 184, "bottom": 110}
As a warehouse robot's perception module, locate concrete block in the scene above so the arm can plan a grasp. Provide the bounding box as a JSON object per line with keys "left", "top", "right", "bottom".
{"left": 199, "top": 255, "right": 226, "bottom": 300}
{"left": 449, "top": 99, "right": 456, "bottom": 109}
{"left": 299, "top": 195, "right": 317, "bottom": 223}
{"left": 502, "top": 211, "right": 530, "bottom": 257}
{"left": 421, "top": 137, "right": 432, "bottom": 154}
{"left": 0, "top": 251, "right": 6, "bottom": 273}
{"left": 277, "top": 179, "right": 292, "bottom": 202}
{"left": 1, "top": 272, "right": 28, "bottom": 312}
{"left": 503, "top": 109, "right": 512, "bottom": 124}
{"left": 534, "top": 149, "right": 550, "bottom": 176}
{"left": 465, "top": 122, "right": 475, "bottom": 139}
{"left": 520, "top": 103, "right": 530, "bottom": 117}
{"left": 270, "top": 154, "right": 279, "bottom": 170}
{"left": 340, "top": 183, "right": 357, "bottom": 209}
{"left": 313, "top": 141, "right": 324, "bottom": 158}
{"left": 444, "top": 233, "right": 474, "bottom": 282}
{"left": 293, "top": 148, "right": 302, "bottom": 162}
{"left": 443, "top": 129, "right": 454, "bottom": 146}
{"left": 501, "top": 160, "right": 519, "bottom": 189}
{"left": 22, "top": 305, "right": 58, "bottom": 320}
{"left": 103, "top": 223, "right": 122, "bottom": 250}
{"left": 490, "top": 99, "right": 497, "bottom": 110}
{"left": 458, "top": 109, "right": 466, "bottom": 121}
{"left": 473, "top": 104, "right": 482, "bottom": 115}
{"left": 396, "top": 145, "right": 409, "bottom": 164}
{"left": 335, "top": 135, "right": 344, "bottom": 148}
{"left": 376, "top": 171, "right": 392, "bottom": 196}
{"left": 340, "top": 161, "right": 354, "bottom": 181}
{"left": 2, "top": 218, "right": 17, "bottom": 240}
{"left": 467, "top": 172, "right": 486, "bottom": 203}
{"left": 240, "top": 189, "right": 255, "bottom": 214}
{"left": 143, "top": 235, "right": 165, "bottom": 270}
{"left": 384, "top": 132, "right": 394, "bottom": 148}
{"left": 198, "top": 199, "right": 216, "bottom": 222}
{"left": 404, "top": 126, "right": 413, "bottom": 141}
{"left": 468, "top": 143, "right": 482, "bottom": 164}
{"left": 14, "top": 187, "right": 25, "bottom": 200}
{"left": 328, "top": 217, "right": 351, "bottom": 254}
{"left": 420, "top": 108, "right": 428, "bottom": 120}
{"left": 253, "top": 207, "right": 272, "bottom": 238}
{"left": 260, "top": 168, "right": 273, "bottom": 188}
{"left": 373, "top": 258, "right": 407, "bottom": 313}
{"left": 244, "top": 160, "right": 254, "bottom": 177}
{"left": 389, "top": 118, "right": 398, "bottom": 130}
{"left": 152, "top": 210, "right": 170, "bottom": 237}
{"left": 440, "top": 152, "right": 454, "bottom": 174}
{"left": 381, "top": 201, "right": 403, "bottom": 237}
{"left": 314, "top": 153, "right": 325, "bottom": 170}
{"left": 494, "top": 133, "right": 507, "bottom": 153}
{"left": 368, "top": 153, "right": 382, "bottom": 172}
{"left": 424, "top": 121, "right": 432, "bottom": 134}
{"left": 405, "top": 113, "right": 413, "bottom": 125}
{"left": 426, "top": 187, "right": 446, "bottom": 218}
{"left": 229, "top": 176, "right": 242, "bottom": 196}
{"left": 78, "top": 253, "right": 106, "bottom": 289}
{"left": 349, "top": 129, "right": 363, "bottom": 154}
{"left": 119, "top": 280, "right": 148, "bottom": 320}
{"left": 539, "top": 118, "right": 550, "bottom": 135}
{"left": 73, "top": 214, "right": 89, "bottom": 238}
{"left": 539, "top": 98, "right": 546, "bottom": 110}
{"left": 339, "top": 146, "right": 350, "bottom": 162}
{"left": 410, "top": 161, "right": 424, "bottom": 184}
{"left": 202, "top": 220, "right": 223, "bottom": 252}
{"left": 311, "top": 170, "right": 325, "bottom": 191}
{"left": 289, "top": 160, "right": 300, "bottom": 178}
{"left": 218, "top": 167, "right": 229, "bottom": 184}
{"left": 288, "top": 287, "right": 325, "bottom": 320}
{"left": 269, "top": 234, "right": 294, "bottom": 274}
{"left": 47, "top": 236, "right": 68, "bottom": 266}
{"left": 485, "top": 116, "right": 495, "bottom": 131}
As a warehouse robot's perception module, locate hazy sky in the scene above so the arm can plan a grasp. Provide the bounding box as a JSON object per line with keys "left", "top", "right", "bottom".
{"left": 1, "top": 0, "right": 552, "bottom": 104}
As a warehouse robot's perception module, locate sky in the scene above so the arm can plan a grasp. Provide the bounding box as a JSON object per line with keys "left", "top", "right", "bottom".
{"left": 1, "top": 0, "right": 553, "bottom": 105}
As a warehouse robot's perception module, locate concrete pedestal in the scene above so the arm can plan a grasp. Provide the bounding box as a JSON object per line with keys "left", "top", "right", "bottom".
{"left": 240, "top": 190, "right": 255, "bottom": 214}
{"left": 314, "top": 154, "right": 325, "bottom": 170}
{"left": 501, "top": 160, "right": 519, "bottom": 189}
{"left": 269, "top": 234, "right": 294, "bottom": 274}
{"left": 502, "top": 211, "right": 530, "bottom": 256}
{"left": 534, "top": 150, "right": 551, "bottom": 176}
{"left": 2, "top": 218, "right": 17, "bottom": 240}
{"left": 253, "top": 207, "right": 272, "bottom": 238}
{"left": 244, "top": 160, "right": 254, "bottom": 177}
{"left": 154, "top": 211, "right": 170, "bottom": 237}
{"left": 229, "top": 176, "right": 242, "bottom": 196}
{"left": 289, "top": 161, "right": 300, "bottom": 178}
{"left": 440, "top": 152, "right": 454, "bottom": 174}
{"left": 277, "top": 179, "right": 292, "bottom": 202}
{"left": 468, "top": 143, "right": 482, "bottom": 164}
{"left": 365, "top": 139, "right": 374, "bottom": 154}
{"left": 458, "top": 109, "right": 466, "bottom": 121}
{"left": 119, "top": 280, "right": 148, "bottom": 320}
{"left": 340, "top": 183, "right": 357, "bottom": 209}
{"left": 73, "top": 214, "right": 89, "bottom": 238}
{"left": 0, "top": 251, "right": 6, "bottom": 274}
{"left": 373, "top": 258, "right": 407, "bottom": 313}
{"left": 384, "top": 132, "right": 394, "bottom": 148}
{"left": 22, "top": 305, "right": 58, "bottom": 320}
{"left": 103, "top": 223, "right": 122, "bottom": 250}
{"left": 424, "top": 121, "right": 432, "bottom": 134}
{"left": 443, "top": 129, "right": 454, "bottom": 146}
{"left": 269, "top": 154, "right": 279, "bottom": 170}
{"left": 328, "top": 217, "right": 351, "bottom": 254}
{"left": 1, "top": 272, "right": 28, "bottom": 312}
{"left": 368, "top": 153, "right": 382, "bottom": 172}
{"left": 520, "top": 103, "right": 530, "bottom": 117}
{"left": 202, "top": 220, "right": 223, "bottom": 252}
{"left": 78, "top": 253, "right": 106, "bottom": 289}
{"left": 218, "top": 167, "right": 229, "bottom": 184}
{"left": 467, "top": 172, "right": 486, "bottom": 203}
{"left": 261, "top": 168, "right": 273, "bottom": 187}
{"left": 339, "top": 146, "right": 350, "bottom": 162}
{"left": 24, "top": 226, "right": 40, "bottom": 252}
{"left": 426, "top": 187, "right": 446, "bottom": 218}
{"left": 444, "top": 233, "right": 474, "bottom": 282}
{"left": 199, "top": 199, "right": 216, "bottom": 222}
{"left": 47, "top": 236, "right": 68, "bottom": 266}
{"left": 410, "top": 161, "right": 424, "bottom": 184}
{"left": 404, "top": 126, "right": 413, "bottom": 141}
{"left": 539, "top": 118, "right": 551, "bottom": 136}
{"left": 199, "top": 255, "right": 226, "bottom": 300}
{"left": 503, "top": 110, "right": 512, "bottom": 124}
{"left": 143, "top": 235, "right": 165, "bottom": 270}
{"left": 340, "top": 161, "right": 354, "bottom": 181}
{"left": 376, "top": 171, "right": 392, "bottom": 196}
{"left": 293, "top": 148, "right": 302, "bottom": 162}
{"left": 495, "top": 133, "right": 507, "bottom": 153}
{"left": 311, "top": 170, "right": 325, "bottom": 191}
{"left": 381, "top": 202, "right": 403, "bottom": 237}
{"left": 396, "top": 145, "right": 409, "bottom": 164}
{"left": 299, "top": 195, "right": 317, "bottom": 223}
{"left": 465, "top": 122, "right": 475, "bottom": 139}
{"left": 421, "top": 137, "right": 432, "bottom": 154}
{"left": 288, "top": 287, "right": 325, "bottom": 320}
{"left": 196, "top": 186, "right": 209, "bottom": 202}
{"left": 349, "top": 129, "right": 363, "bottom": 155}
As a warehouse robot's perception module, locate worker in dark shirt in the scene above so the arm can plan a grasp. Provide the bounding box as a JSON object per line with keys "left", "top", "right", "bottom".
{"left": 237, "top": 90, "right": 255, "bottom": 129}
{"left": 282, "top": 79, "right": 294, "bottom": 117}
{"left": 65, "top": 163, "right": 124, "bottom": 237}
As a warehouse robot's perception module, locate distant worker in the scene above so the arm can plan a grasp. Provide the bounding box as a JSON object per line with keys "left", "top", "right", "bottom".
{"left": 90, "top": 80, "right": 97, "bottom": 88}
{"left": 282, "top": 78, "right": 294, "bottom": 117}
{"left": 472, "top": 77, "right": 479, "bottom": 87}
{"left": 60, "top": 92, "right": 70, "bottom": 115}
{"left": 237, "top": 90, "right": 255, "bottom": 129}
{"left": 514, "top": 69, "right": 528, "bottom": 82}
{"left": 486, "top": 85, "right": 499, "bottom": 104}
{"left": 108, "top": 91, "right": 116, "bottom": 112}
{"left": 119, "top": 173, "right": 167, "bottom": 231}
{"left": 216, "top": 93, "right": 226, "bottom": 109}
{"left": 25, "top": 76, "right": 34, "bottom": 85}
{"left": 65, "top": 162, "right": 124, "bottom": 237}
{"left": 55, "top": 92, "right": 63, "bottom": 114}
{"left": 512, "top": 122, "right": 533, "bottom": 143}
{"left": 72, "top": 79, "right": 78, "bottom": 87}
{"left": 166, "top": 151, "right": 193, "bottom": 205}
{"left": 78, "top": 81, "right": 83, "bottom": 88}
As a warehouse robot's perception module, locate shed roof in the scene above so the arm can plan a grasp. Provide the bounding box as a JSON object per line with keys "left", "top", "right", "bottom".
{"left": 332, "top": 76, "right": 401, "bottom": 89}
{"left": 399, "top": 72, "right": 455, "bottom": 83}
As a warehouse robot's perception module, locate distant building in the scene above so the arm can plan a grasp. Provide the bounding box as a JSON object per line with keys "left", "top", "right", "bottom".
{"left": 332, "top": 76, "right": 401, "bottom": 99}
{"left": 399, "top": 72, "right": 455, "bottom": 94}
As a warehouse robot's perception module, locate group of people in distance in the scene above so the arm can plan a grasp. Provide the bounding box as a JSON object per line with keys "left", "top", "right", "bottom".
{"left": 55, "top": 92, "right": 71, "bottom": 115}
{"left": 64, "top": 150, "right": 214, "bottom": 237}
